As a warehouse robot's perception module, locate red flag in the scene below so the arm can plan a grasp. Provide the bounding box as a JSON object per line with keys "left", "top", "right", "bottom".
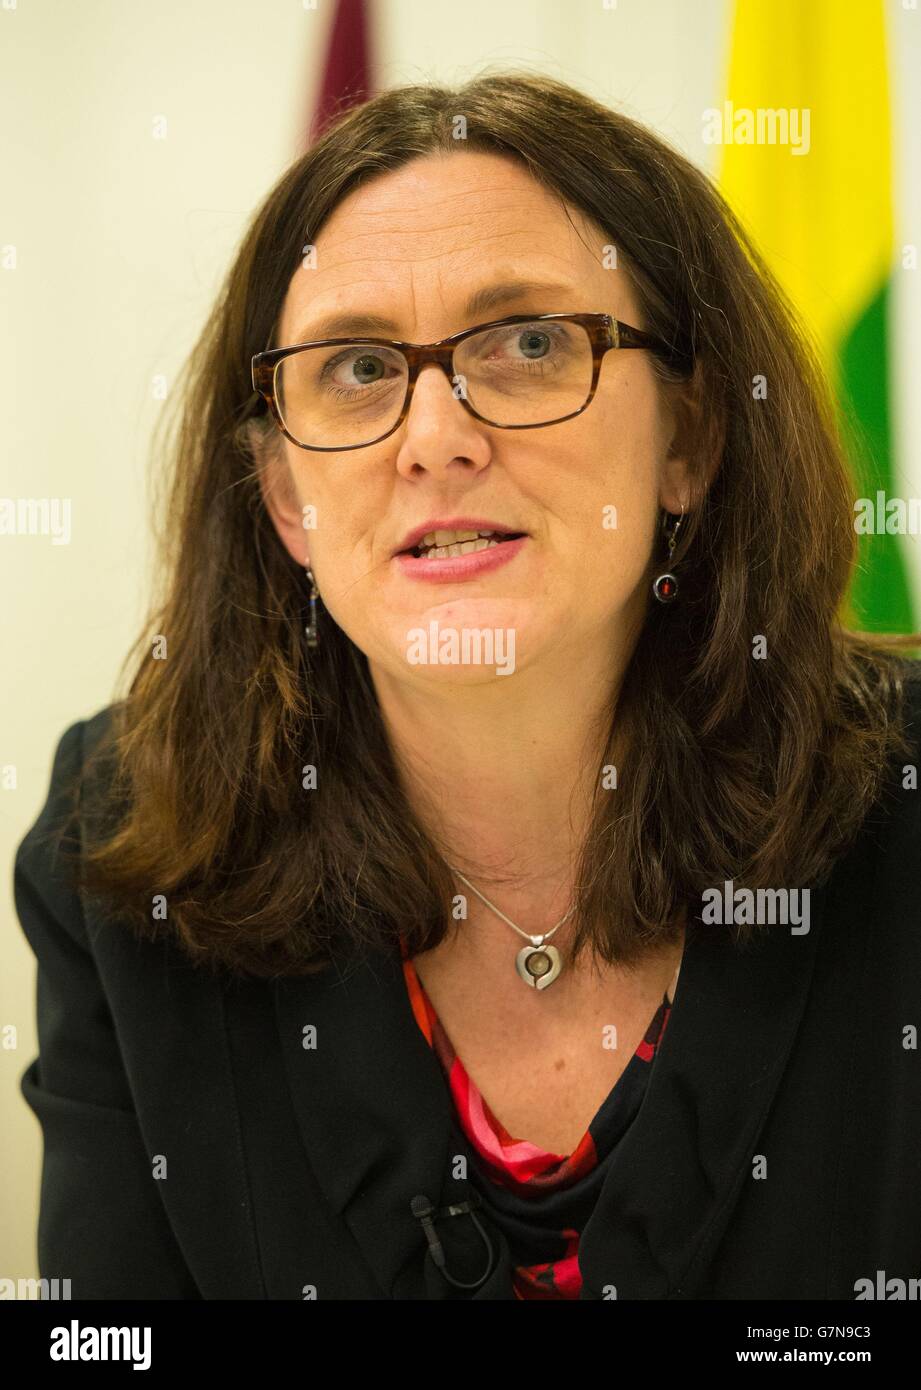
{"left": 307, "top": 0, "right": 373, "bottom": 145}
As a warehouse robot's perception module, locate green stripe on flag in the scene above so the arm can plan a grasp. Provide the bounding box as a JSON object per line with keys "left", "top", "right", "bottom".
{"left": 838, "top": 278, "right": 915, "bottom": 633}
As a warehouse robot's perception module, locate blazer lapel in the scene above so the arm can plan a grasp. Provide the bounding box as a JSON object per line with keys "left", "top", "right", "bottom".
{"left": 95, "top": 930, "right": 266, "bottom": 1299}
{"left": 577, "top": 882, "right": 827, "bottom": 1299}
{"left": 274, "top": 943, "right": 516, "bottom": 1298}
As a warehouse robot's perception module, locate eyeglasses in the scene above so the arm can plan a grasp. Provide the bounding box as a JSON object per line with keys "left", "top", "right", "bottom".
{"left": 250, "top": 312, "right": 690, "bottom": 452}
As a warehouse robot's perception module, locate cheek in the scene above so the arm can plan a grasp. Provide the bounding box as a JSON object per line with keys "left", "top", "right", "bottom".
{"left": 285, "top": 457, "right": 341, "bottom": 554}
{"left": 553, "top": 393, "right": 661, "bottom": 558}
{"left": 591, "top": 372, "right": 664, "bottom": 469}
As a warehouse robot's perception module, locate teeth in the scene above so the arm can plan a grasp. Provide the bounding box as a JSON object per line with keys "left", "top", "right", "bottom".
{"left": 422, "top": 537, "right": 502, "bottom": 559}
{"left": 422, "top": 529, "right": 493, "bottom": 547}
{"left": 403, "top": 525, "right": 520, "bottom": 559}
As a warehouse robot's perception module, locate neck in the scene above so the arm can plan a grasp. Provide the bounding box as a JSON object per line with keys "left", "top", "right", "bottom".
{"left": 368, "top": 626, "right": 634, "bottom": 948}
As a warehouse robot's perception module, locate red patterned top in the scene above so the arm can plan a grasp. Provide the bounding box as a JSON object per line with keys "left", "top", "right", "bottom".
{"left": 400, "top": 943, "right": 675, "bottom": 1299}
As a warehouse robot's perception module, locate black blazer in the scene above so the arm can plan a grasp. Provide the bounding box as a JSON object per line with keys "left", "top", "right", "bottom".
{"left": 13, "top": 681, "right": 921, "bottom": 1301}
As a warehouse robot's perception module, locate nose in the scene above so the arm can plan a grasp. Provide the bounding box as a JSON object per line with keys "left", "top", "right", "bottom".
{"left": 395, "top": 360, "right": 491, "bottom": 477}
{"left": 408, "top": 359, "right": 467, "bottom": 413}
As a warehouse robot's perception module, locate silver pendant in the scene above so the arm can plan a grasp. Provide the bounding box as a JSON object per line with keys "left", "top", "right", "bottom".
{"left": 515, "top": 937, "right": 562, "bottom": 990}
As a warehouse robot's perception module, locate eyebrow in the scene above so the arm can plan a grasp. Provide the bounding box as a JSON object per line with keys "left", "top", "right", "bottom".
{"left": 290, "top": 278, "right": 581, "bottom": 342}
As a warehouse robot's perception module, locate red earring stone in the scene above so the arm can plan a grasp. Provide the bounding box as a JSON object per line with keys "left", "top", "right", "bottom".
{"left": 652, "top": 572, "right": 678, "bottom": 603}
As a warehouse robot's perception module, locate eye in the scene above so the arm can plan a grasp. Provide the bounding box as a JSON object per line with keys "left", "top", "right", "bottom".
{"left": 513, "top": 327, "right": 554, "bottom": 359}
{"left": 323, "top": 349, "right": 392, "bottom": 388}
{"left": 471, "top": 321, "right": 573, "bottom": 371}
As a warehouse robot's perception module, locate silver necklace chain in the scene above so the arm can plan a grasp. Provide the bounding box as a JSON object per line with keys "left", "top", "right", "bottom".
{"left": 447, "top": 866, "right": 575, "bottom": 943}
{"left": 447, "top": 866, "right": 683, "bottom": 998}
{"left": 447, "top": 866, "right": 575, "bottom": 991}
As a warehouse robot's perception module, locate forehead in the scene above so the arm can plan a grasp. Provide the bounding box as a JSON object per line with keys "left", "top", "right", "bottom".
{"left": 277, "top": 150, "right": 637, "bottom": 341}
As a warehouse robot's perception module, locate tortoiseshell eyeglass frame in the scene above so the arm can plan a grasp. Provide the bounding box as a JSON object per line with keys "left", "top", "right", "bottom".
{"left": 249, "top": 311, "right": 692, "bottom": 453}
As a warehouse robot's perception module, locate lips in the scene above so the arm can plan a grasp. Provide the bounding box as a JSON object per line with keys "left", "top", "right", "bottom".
{"left": 393, "top": 532, "right": 528, "bottom": 582}
{"left": 393, "top": 517, "right": 526, "bottom": 558}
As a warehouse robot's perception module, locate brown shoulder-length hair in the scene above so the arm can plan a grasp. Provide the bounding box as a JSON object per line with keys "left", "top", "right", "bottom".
{"left": 73, "top": 70, "right": 917, "bottom": 980}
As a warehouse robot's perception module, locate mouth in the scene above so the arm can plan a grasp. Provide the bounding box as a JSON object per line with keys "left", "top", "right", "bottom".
{"left": 393, "top": 527, "right": 530, "bottom": 584}
{"left": 399, "top": 527, "right": 527, "bottom": 561}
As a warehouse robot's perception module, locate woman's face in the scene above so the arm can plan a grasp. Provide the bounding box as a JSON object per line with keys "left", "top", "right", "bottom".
{"left": 261, "top": 149, "right": 693, "bottom": 684}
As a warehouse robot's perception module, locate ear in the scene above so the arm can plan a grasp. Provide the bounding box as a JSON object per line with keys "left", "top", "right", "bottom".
{"left": 247, "top": 420, "right": 312, "bottom": 567}
{"left": 657, "top": 368, "right": 721, "bottom": 515}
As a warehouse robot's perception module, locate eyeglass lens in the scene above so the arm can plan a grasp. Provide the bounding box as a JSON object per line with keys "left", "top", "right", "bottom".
{"left": 273, "top": 320, "right": 595, "bottom": 448}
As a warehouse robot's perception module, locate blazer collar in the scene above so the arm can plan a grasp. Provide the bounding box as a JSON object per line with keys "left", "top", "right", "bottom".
{"left": 274, "top": 943, "right": 517, "bottom": 1298}
{"left": 578, "top": 884, "right": 827, "bottom": 1297}
{"left": 275, "top": 884, "right": 826, "bottom": 1300}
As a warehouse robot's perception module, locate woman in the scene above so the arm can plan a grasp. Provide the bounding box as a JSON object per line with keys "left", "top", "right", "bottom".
{"left": 15, "top": 71, "right": 921, "bottom": 1301}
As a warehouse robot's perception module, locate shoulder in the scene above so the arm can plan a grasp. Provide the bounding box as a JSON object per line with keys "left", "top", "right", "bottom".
{"left": 19, "top": 701, "right": 120, "bottom": 833}
{"left": 879, "top": 656, "right": 921, "bottom": 816}
{"left": 14, "top": 703, "right": 122, "bottom": 947}
{"left": 901, "top": 655, "right": 921, "bottom": 736}
{"left": 823, "top": 655, "right": 921, "bottom": 934}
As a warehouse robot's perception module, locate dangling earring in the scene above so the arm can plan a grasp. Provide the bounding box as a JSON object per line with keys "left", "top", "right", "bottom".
{"left": 304, "top": 564, "right": 320, "bottom": 648}
{"left": 652, "top": 506, "right": 685, "bottom": 604}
